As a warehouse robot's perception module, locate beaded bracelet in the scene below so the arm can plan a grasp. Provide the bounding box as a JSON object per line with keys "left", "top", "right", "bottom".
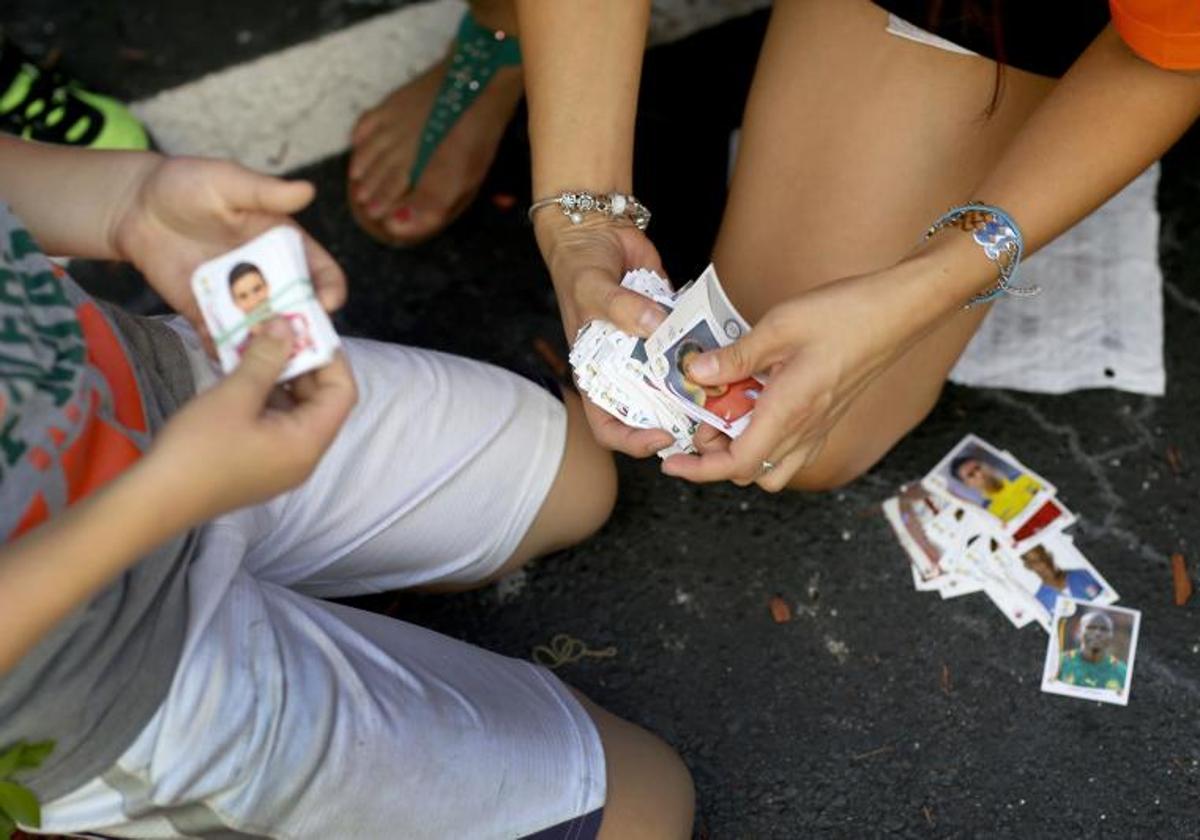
{"left": 923, "top": 202, "right": 1038, "bottom": 308}
{"left": 527, "top": 191, "right": 651, "bottom": 230}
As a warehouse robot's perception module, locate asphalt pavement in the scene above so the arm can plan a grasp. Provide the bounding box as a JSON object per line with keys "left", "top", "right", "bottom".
{"left": 9, "top": 2, "right": 1199, "bottom": 836}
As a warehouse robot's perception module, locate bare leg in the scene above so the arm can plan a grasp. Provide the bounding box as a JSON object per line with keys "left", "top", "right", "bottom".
{"left": 422, "top": 398, "right": 692, "bottom": 836}
{"left": 572, "top": 691, "right": 696, "bottom": 840}
{"left": 424, "top": 390, "right": 617, "bottom": 592}
{"left": 348, "top": 0, "right": 522, "bottom": 245}
{"left": 713, "top": 0, "right": 1056, "bottom": 490}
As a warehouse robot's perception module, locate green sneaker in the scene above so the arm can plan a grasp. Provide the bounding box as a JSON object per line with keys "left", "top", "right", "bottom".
{"left": 0, "top": 38, "right": 149, "bottom": 150}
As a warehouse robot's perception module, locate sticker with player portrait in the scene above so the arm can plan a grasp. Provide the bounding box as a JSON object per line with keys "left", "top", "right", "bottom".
{"left": 1041, "top": 599, "right": 1140, "bottom": 706}
{"left": 883, "top": 483, "right": 980, "bottom": 586}
{"left": 649, "top": 317, "right": 763, "bottom": 435}
{"left": 925, "top": 434, "right": 1057, "bottom": 533}
{"left": 997, "top": 533, "right": 1118, "bottom": 632}
{"left": 190, "top": 226, "right": 339, "bottom": 382}
{"left": 644, "top": 264, "right": 765, "bottom": 437}
{"left": 883, "top": 484, "right": 949, "bottom": 583}
{"left": 885, "top": 487, "right": 981, "bottom": 597}
{"left": 882, "top": 486, "right": 988, "bottom": 597}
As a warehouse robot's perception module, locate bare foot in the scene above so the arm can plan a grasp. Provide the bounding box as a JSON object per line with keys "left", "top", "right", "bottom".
{"left": 348, "top": 51, "right": 523, "bottom": 246}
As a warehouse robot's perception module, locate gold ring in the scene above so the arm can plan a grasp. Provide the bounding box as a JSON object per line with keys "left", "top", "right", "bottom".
{"left": 760, "top": 459, "right": 776, "bottom": 474}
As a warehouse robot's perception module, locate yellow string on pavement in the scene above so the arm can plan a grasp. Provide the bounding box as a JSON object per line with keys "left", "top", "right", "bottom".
{"left": 531, "top": 634, "right": 618, "bottom": 669}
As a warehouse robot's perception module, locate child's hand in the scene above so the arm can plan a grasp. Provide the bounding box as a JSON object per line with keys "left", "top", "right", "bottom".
{"left": 109, "top": 156, "right": 346, "bottom": 345}
{"left": 149, "top": 319, "right": 357, "bottom": 523}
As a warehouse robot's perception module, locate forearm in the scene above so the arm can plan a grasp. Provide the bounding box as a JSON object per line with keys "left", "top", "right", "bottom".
{"left": 912, "top": 25, "right": 1200, "bottom": 317}
{"left": 0, "top": 453, "right": 198, "bottom": 675}
{"left": 516, "top": 0, "right": 650, "bottom": 198}
{"left": 0, "top": 135, "right": 158, "bottom": 258}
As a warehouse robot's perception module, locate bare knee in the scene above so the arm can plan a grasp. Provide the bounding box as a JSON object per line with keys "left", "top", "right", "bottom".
{"left": 785, "top": 378, "right": 945, "bottom": 493}
{"left": 502, "top": 391, "right": 616, "bottom": 570}
{"left": 786, "top": 453, "right": 874, "bottom": 493}
{"left": 571, "top": 692, "right": 695, "bottom": 840}
{"left": 426, "top": 391, "right": 615, "bottom": 594}
{"left": 553, "top": 391, "right": 618, "bottom": 544}
{"left": 785, "top": 415, "right": 924, "bottom": 493}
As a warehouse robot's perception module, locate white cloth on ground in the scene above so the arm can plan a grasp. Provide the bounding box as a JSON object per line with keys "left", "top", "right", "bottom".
{"left": 950, "top": 166, "right": 1165, "bottom": 396}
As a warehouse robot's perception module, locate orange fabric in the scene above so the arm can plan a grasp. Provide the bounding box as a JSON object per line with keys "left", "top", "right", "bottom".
{"left": 1111, "top": 0, "right": 1200, "bottom": 69}
{"left": 28, "top": 445, "right": 52, "bottom": 471}
{"left": 59, "top": 390, "right": 142, "bottom": 504}
{"left": 11, "top": 491, "right": 48, "bottom": 539}
{"left": 77, "top": 301, "right": 148, "bottom": 433}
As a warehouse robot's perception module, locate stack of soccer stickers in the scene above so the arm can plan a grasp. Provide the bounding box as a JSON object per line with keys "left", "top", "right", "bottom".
{"left": 883, "top": 434, "right": 1141, "bottom": 705}
{"left": 190, "top": 225, "right": 340, "bottom": 382}
{"left": 569, "top": 265, "right": 764, "bottom": 458}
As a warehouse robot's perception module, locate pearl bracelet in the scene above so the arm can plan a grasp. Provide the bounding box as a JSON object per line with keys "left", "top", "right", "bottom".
{"left": 527, "top": 191, "right": 651, "bottom": 230}
{"left": 924, "top": 202, "right": 1037, "bottom": 308}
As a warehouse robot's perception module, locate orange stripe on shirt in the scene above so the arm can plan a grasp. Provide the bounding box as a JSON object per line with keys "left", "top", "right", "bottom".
{"left": 10, "top": 491, "right": 49, "bottom": 539}
{"left": 59, "top": 389, "right": 142, "bottom": 504}
{"left": 1111, "top": 0, "right": 1200, "bottom": 69}
{"left": 76, "top": 301, "right": 148, "bottom": 433}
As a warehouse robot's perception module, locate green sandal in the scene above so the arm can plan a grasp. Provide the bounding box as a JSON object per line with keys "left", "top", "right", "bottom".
{"left": 0, "top": 37, "right": 149, "bottom": 150}
{"left": 408, "top": 10, "right": 521, "bottom": 187}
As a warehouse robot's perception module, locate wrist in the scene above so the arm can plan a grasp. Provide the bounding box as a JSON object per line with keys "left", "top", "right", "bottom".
{"left": 532, "top": 210, "right": 625, "bottom": 275}
{"left": 107, "top": 152, "right": 166, "bottom": 264}
{"left": 896, "top": 230, "right": 1008, "bottom": 316}
{"left": 532, "top": 205, "right": 602, "bottom": 264}
{"left": 529, "top": 157, "right": 633, "bottom": 214}
{"left": 532, "top": 205, "right": 570, "bottom": 262}
{"left": 859, "top": 266, "right": 943, "bottom": 342}
{"left": 528, "top": 143, "right": 633, "bottom": 203}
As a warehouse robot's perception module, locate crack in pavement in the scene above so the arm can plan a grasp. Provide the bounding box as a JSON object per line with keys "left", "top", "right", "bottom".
{"left": 984, "top": 391, "right": 1166, "bottom": 566}
{"left": 1137, "top": 651, "right": 1200, "bottom": 699}
{"left": 1165, "top": 280, "right": 1200, "bottom": 317}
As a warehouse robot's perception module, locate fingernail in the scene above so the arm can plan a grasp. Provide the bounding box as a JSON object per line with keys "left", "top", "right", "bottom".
{"left": 638, "top": 307, "right": 667, "bottom": 333}
{"left": 687, "top": 353, "right": 718, "bottom": 379}
{"left": 392, "top": 206, "right": 412, "bottom": 222}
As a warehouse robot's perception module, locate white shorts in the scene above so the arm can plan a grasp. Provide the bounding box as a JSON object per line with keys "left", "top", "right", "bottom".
{"left": 40, "top": 333, "right": 607, "bottom": 839}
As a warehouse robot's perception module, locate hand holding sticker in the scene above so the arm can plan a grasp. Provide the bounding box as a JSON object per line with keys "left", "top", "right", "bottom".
{"left": 190, "top": 226, "right": 340, "bottom": 382}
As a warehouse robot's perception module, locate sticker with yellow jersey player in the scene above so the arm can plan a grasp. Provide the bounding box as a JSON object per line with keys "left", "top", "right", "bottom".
{"left": 924, "top": 434, "right": 1074, "bottom": 541}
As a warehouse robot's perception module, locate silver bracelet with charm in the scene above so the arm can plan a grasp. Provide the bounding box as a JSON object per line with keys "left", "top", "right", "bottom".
{"left": 527, "top": 191, "right": 651, "bottom": 230}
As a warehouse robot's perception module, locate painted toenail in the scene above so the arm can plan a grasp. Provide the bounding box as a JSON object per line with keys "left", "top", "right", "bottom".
{"left": 393, "top": 207, "right": 413, "bottom": 222}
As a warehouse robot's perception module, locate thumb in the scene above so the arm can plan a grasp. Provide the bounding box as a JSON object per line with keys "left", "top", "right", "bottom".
{"left": 230, "top": 319, "right": 292, "bottom": 394}
{"left": 255, "top": 178, "right": 315, "bottom": 216}
{"left": 226, "top": 165, "right": 315, "bottom": 215}
{"left": 684, "top": 330, "right": 768, "bottom": 386}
